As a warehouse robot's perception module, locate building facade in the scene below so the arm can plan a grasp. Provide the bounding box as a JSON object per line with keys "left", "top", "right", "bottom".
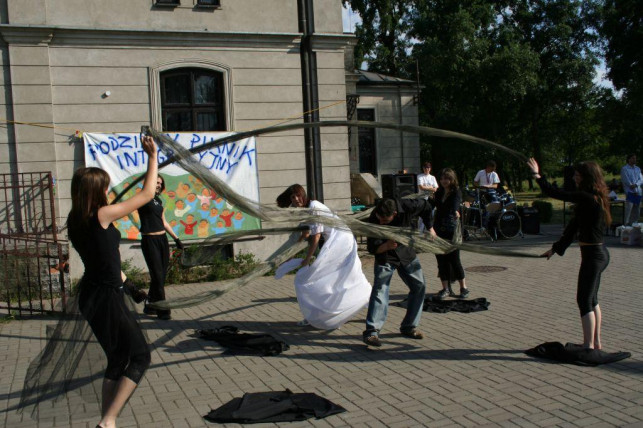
{"left": 0, "top": 1, "right": 421, "bottom": 277}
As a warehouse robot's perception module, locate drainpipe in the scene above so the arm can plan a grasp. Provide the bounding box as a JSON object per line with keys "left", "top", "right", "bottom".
{"left": 298, "top": 0, "right": 324, "bottom": 201}
{"left": 397, "top": 85, "right": 404, "bottom": 172}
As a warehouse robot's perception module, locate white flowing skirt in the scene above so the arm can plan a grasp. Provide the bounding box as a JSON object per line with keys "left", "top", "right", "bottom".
{"left": 294, "top": 227, "right": 371, "bottom": 329}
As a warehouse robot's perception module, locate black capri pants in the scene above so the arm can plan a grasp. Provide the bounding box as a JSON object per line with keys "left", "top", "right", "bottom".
{"left": 577, "top": 244, "right": 609, "bottom": 317}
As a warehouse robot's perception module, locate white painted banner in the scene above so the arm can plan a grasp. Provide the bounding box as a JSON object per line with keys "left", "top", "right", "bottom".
{"left": 84, "top": 132, "right": 260, "bottom": 240}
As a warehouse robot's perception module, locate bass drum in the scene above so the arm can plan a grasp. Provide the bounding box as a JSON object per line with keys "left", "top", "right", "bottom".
{"left": 490, "top": 210, "right": 521, "bottom": 239}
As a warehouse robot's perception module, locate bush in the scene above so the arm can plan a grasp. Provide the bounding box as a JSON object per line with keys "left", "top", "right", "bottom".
{"left": 207, "top": 252, "right": 259, "bottom": 281}
{"left": 165, "top": 248, "right": 260, "bottom": 284}
{"left": 532, "top": 200, "right": 553, "bottom": 223}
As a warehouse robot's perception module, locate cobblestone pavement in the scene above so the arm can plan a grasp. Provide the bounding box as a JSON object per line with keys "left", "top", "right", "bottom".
{"left": 2, "top": 225, "right": 642, "bottom": 427}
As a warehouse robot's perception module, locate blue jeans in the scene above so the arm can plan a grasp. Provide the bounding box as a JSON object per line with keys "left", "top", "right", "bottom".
{"left": 364, "top": 257, "right": 426, "bottom": 337}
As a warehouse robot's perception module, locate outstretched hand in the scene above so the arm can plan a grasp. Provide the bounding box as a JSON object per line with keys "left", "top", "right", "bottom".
{"left": 141, "top": 136, "right": 157, "bottom": 157}
{"left": 541, "top": 249, "right": 554, "bottom": 260}
{"left": 527, "top": 157, "right": 540, "bottom": 175}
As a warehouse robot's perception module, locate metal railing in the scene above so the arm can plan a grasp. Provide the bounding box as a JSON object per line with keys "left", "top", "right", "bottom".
{"left": 0, "top": 172, "right": 69, "bottom": 315}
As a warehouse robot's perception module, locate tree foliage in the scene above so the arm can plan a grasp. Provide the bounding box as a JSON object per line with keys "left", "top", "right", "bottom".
{"left": 342, "top": 0, "right": 416, "bottom": 76}
{"left": 344, "top": 0, "right": 628, "bottom": 186}
{"left": 600, "top": 0, "right": 643, "bottom": 155}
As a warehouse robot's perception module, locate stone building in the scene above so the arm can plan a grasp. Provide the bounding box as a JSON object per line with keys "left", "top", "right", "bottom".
{"left": 0, "top": 0, "right": 420, "bottom": 275}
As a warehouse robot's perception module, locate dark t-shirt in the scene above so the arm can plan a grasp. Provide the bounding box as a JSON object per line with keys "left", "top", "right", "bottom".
{"left": 366, "top": 198, "right": 433, "bottom": 267}
{"left": 138, "top": 196, "right": 165, "bottom": 233}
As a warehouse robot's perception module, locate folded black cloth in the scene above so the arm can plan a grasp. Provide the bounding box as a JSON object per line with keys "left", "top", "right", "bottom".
{"left": 204, "top": 389, "right": 346, "bottom": 423}
{"left": 397, "top": 297, "right": 490, "bottom": 313}
{"left": 423, "top": 297, "right": 490, "bottom": 313}
{"left": 196, "top": 326, "right": 289, "bottom": 356}
{"left": 525, "top": 342, "right": 631, "bottom": 366}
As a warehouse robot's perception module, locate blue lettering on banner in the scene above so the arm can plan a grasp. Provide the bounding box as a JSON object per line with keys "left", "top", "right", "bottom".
{"left": 187, "top": 134, "right": 255, "bottom": 175}
{"left": 87, "top": 133, "right": 254, "bottom": 174}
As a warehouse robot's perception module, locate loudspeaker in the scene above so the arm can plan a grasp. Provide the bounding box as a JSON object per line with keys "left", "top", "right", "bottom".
{"left": 518, "top": 206, "right": 540, "bottom": 234}
{"left": 381, "top": 174, "right": 418, "bottom": 199}
{"left": 563, "top": 166, "right": 575, "bottom": 192}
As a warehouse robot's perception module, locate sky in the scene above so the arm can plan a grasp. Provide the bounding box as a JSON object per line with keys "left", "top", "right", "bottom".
{"left": 341, "top": 5, "right": 614, "bottom": 90}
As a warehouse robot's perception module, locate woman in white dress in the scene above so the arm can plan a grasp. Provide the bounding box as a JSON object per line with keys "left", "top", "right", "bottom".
{"left": 277, "top": 184, "right": 371, "bottom": 329}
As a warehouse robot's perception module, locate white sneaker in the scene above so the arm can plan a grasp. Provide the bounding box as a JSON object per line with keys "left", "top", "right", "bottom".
{"left": 296, "top": 319, "right": 310, "bottom": 326}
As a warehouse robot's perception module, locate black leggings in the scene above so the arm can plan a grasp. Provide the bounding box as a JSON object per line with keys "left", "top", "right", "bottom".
{"left": 435, "top": 249, "right": 465, "bottom": 282}
{"left": 141, "top": 234, "right": 170, "bottom": 313}
{"left": 80, "top": 283, "right": 151, "bottom": 383}
{"left": 577, "top": 245, "right": 609, "bottom": 317}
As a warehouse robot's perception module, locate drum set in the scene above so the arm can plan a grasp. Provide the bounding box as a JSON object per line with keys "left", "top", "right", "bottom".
{"left": 462, "top": 188, "right": 522, "bottom": 241}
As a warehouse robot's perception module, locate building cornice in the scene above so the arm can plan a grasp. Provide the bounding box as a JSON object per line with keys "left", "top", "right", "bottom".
{"left": 0, "top": 24, "right": 355, "bottom": 50}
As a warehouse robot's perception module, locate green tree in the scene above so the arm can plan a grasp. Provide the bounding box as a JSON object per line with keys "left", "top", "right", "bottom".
{"left": 600, "top": 0, "right": 643, "bottom": 155}
{"left": 348, "top": 0, "right": 608, "bottom": 185}
{"left": 342, "top": 0, "right": 416, "bottom": 76}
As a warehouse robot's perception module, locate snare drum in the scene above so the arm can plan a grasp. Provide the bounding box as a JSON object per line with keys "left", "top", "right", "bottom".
{"left": 500, "top": 193, "right": 517, "bottom": 211}
{"left": 481, "top": 189, "right": 502, "bottom": 213}
{"left": 489, "top": 209, "right": 521, "bottom": 239}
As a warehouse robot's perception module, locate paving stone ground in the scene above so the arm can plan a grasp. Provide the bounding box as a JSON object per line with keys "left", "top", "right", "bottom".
{"left": 1, "top": 224, "right": 642, "bottom": 427}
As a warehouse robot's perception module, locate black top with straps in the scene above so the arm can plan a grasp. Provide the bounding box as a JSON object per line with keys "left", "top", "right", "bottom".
{"left": 138, "top": 196, "right": 165, "bottom": 234}
{"left": 536, "top": 176, "right": 605, "bottom": 256}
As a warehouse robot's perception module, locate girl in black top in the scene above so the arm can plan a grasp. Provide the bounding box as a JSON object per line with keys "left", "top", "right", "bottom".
{"left": 430, "top": 168, "right": 469, "bottom": 299}
{"left": 67, "top": 136, "right": 158, "bottom": 428}
{"left": 137, "top": 175, "right": 183, "bottom": 320}
{"left": 528, "top": 158, "right": 611, "bottom": 350}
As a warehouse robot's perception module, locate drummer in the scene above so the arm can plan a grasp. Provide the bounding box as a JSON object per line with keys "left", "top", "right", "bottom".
{"left": 474, "top": 160, "right": 501, "bottom": 190}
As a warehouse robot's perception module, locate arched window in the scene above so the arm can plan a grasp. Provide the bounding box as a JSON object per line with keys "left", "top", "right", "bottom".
{"left": 160, "top": 68, "right": 226, "bottom": 132}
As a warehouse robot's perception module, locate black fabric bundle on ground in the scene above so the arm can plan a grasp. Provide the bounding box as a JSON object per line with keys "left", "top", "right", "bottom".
{"left": 423, "top": 297, "right": 490, "bottom": 313}
{"left": 525, "top": 342, "right": 631, "bottom": 366}
{"left": 204, "top": 389, "right": 346, "bottom": 423}
{"left": 396, "top": 297, "right": 490, "bottom": 313}
{"left": 195, "top": 326, "right": 289, "bottom": 356}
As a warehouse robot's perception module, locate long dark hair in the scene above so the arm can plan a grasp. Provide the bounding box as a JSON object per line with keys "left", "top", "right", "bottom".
{"left": 575, "top": 161, "right": 612, "bottom": 227}
{"left": 67, "top": 167, "right": 111, "bottom": 244}
{"left": 439, "top": 168, "right": 459, "bottom": 193}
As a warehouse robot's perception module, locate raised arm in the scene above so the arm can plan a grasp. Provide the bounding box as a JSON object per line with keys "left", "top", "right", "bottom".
{"left": 98, "top": 136, "right": 158, "bottom": 228}
{"left": 527, "top": 158, "right": 591, "bottom": 204}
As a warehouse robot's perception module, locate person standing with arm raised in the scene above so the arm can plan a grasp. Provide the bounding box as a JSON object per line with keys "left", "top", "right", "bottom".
{"left": 527, "top": 157, "right": 611, "bottom": 350}
{"left": 67, "top": 135, "right": 158, "bottom": 428}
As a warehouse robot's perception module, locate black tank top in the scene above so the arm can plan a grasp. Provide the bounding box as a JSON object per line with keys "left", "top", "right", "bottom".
{"left": 138, "top": 196, "right": 165, "bottom": 233}
{"left": 71, "top": 213, "right": 122, "bottom": 287}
